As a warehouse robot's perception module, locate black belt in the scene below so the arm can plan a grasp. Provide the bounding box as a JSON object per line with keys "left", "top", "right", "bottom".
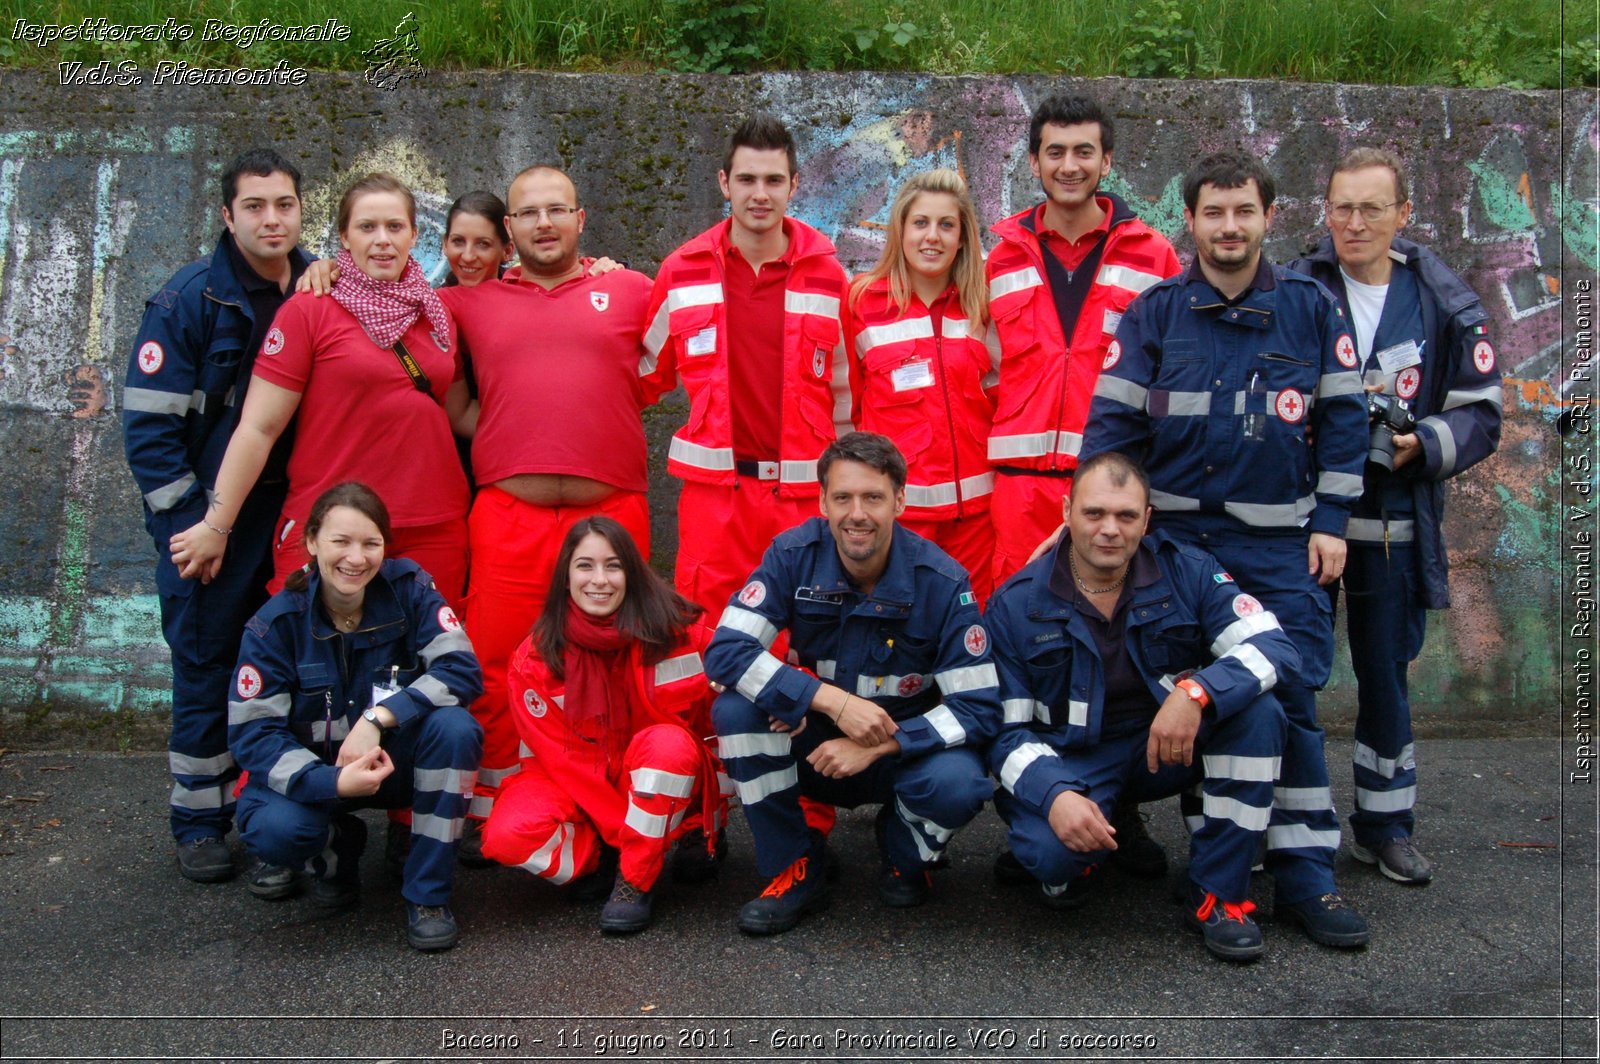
{"left": 735, "top": 459, "right": 781, "bottom": 481}
{"left": 994, "top": 465, "right": 1076, "bottom": 480}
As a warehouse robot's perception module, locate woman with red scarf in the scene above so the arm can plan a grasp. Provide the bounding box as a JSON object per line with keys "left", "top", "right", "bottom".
{"left": 170, "top": 173, "right": 470, "bottom": 608}
{"left": 481, "top": 516, "right": 729, "bottom": 934}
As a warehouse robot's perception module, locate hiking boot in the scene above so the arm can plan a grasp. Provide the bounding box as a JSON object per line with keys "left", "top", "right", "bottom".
{"left": 309, "top": 815, "right": 366, "bottom": 909}
{"left": 245, "top": 860, "right": 298, "bottom": 901}
{"left": 1186, "top": 887, "right": 1265, "bottom": 962}
{"left": 1038, "top": 864, "right": 1100, "bottom": 911}
{"left": 737, "top": 855, "right": 831, "bottom": 935}
{"left": 598, "top": 874, "right": 655, "bottom": 934}
{"left": 176, "top": 836, "right": 234, "bottom": 883}
{"left": 569, "top": 845, "right": 620, "bottom": 904}
{"left": 878, "top": 864, "right": 932, "bottom": 908}
{"left": 384, "top": 819, "right": 411, "bottom": 879}
{"left": 1351, "top": 836, "right": 1435, "bottom": 885}
{"left": 1276, "top": 891, "right": 1370, "bottom": 948}
{"left": 406, "top": 903, "right": 459, "bottom": 951}
{"left": 1109, "top": 802, "right": 1167, "bottom": 878}
{"left": 993, "top": 849, "right": 1032, "bottom": 885}
{"left": 669, "top": 828, "right": 727, "bottom": 884}
{"left": 456, "top": 820, "right": 495, "bottom": 869}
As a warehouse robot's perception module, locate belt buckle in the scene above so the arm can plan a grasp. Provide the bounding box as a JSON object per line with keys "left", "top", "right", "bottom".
{"left": 757, "top": 461, "right": 779, "bottom": 481}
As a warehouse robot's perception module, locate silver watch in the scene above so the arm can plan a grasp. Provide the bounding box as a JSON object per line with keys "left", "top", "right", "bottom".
{"left": 362, "top": 707, "right": 386, "bottom": 732}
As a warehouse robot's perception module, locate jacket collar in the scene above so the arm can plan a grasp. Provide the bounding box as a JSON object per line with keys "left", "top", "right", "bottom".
{"left": 803, "top": 519, "right": 917, "bottom": 612}
{"left": 205, "top": 229, "right": 311, "bottom": 308}
{"left": 996, "top": 191, "right": 1138, "bottom": 244}
{"left": 1029, "top": 537, "right": 1167, "bottom": 621}
{"left": 306, "top": 561, "right": 408, "bottom": 643}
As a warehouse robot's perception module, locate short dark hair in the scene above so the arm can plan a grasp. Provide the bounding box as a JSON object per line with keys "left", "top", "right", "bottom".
{"left": 1182, "top": 151, "right": 1276, "bottom": 213}
{"left": 1028, "top": 93, "right": 1114, "bottom": 157}
{"left": 285, "top": 481, "right": 392, "bottom": 593}
{"left": 1073, "top": 452, "right": 1151, "bottom": 506}
{"left": 221, "top": 148, "right": 301, "bottom": 211}
{"left": 1327, "top": 146, "right": 1410, "bottom": 205}
{"left": 335, "top": 172, "right": 416, "bottom": 234}
{"left": 533, "top": 516, "right": 702, "bottom": 679}
{"left": 723, "top": 114, "right": 797, "bottom": 177}
{"left": 818, "top": 431, "right": 907, "bottom": 492}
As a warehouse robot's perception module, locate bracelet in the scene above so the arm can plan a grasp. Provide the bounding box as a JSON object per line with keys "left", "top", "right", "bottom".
{"left": 203, "top": 519, "right": 233, "bottom": 536}
{"left": 834, "top": 696, "right": 848, "bottom": 724}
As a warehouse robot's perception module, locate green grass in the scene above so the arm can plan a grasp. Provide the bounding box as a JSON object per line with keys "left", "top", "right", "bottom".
{"left": 1, "top": 0, "right": 1592, "bottom": 87}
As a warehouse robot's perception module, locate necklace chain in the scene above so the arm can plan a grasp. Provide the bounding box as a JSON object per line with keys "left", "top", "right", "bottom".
{"left": 1069, "top": 548, "right": 1126, "bottom": 596}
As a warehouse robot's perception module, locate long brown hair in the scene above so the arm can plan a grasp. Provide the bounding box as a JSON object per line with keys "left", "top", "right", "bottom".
{"left": 284, "top": 482, "right": 392, "bottom": 593}
{"left": 534, "top": 517, "right": 702, "bottom": 679}
{"left": 849, "top": 168, "right": 987, "bottom": 325}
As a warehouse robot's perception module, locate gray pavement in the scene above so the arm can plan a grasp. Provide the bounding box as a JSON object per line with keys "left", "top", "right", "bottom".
{"left": 0, "top": 737, "right": 1594, "bottom": 1063}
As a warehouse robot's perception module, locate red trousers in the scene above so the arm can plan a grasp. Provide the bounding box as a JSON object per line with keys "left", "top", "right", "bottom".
{"left": 675, "top": 479, "right": 815, "bottom": 621}
{"left": 463, "top": 486, "right": 650, "bottom": 820}
{"left": 480, "top": 723, "right": 715, "bottom": 891}
{"left": 990, "top": 473, "right": 1070, "bottom": 589}
{"left": 901, "top": 512, "right": 996, "bottom": 606}
{"left": 270, "top": 516, "right": 469, "bottom": 615}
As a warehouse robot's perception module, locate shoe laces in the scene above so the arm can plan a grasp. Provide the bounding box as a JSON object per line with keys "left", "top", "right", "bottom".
{"left": 1196, "top": 892, "right": 1256, "bottom": 923}
{"left": 412, "top": 904, "right": 448, "bottom": 922}
{"left": 1316, "top": 892, "right": 1351, "bottom": 910}
{"left": 611, "top": 878, "right": 646, "bottom": 903}
{"left": 760, "top": 856, "right": 809, "bottom": 898}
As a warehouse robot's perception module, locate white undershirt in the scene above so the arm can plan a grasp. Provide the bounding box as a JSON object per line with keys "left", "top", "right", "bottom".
{"left": 1339, "top": 267, "right": 1389, "bottom": 368}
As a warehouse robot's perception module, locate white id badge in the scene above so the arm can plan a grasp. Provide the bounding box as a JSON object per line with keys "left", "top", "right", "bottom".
{"left": 1375, "top": 339, "right": 1422, "bottom": 374}
{"left": 371, "top": 666, "right": 401, "bottom": 709}
{"left": 891, "top": 360, "right": 935, "bottom": 391}
{"left": 1102, "top": 309, "right": 1124, "bottom": 335}
{"left": 685, "top": 326, "right": 717, "bottom": 356}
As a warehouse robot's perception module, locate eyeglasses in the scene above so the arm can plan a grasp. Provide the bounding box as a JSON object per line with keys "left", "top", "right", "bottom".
{"left": 1327, "top": 201, "right": 1399, "bottom": 224}
{"left": 510, "top": 205, "right": 579, "bottom": 223}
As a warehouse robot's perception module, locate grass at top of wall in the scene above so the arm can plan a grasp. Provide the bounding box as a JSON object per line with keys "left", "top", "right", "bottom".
{"left": 0, "top": 0, "right": 1591, "bottom": 88}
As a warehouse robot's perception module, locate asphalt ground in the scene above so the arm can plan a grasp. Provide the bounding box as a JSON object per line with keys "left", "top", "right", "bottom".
{"left": 0, "top": 737, "right": 1594, "bottom": 1063}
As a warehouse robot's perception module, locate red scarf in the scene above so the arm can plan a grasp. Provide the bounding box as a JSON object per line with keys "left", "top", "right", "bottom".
{"left": 329, "top": 248, "right": 452, "bottom": 351}
{"left": 562, "top": 604, "right": 648, "bottom": 769}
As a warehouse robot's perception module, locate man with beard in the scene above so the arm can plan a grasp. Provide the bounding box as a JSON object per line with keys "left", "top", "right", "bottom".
{"left": 1082, "top": 151, "right": 1372, "bottom": 949}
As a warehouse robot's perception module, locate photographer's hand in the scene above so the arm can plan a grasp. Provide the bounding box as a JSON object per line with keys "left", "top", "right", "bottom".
{"left": 1390, "top": 432, "right": 1421, "bottom": 469}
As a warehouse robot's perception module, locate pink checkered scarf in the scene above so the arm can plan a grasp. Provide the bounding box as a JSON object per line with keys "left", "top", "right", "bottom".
{"left": 329, "top": 249, "right": 452, "bottom": 351}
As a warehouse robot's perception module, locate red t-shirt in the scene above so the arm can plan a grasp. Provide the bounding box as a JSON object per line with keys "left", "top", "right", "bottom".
{"left": 439, "top": 267, "right": 652, "bottom": 491}
{"left": 253, "top": 291, "right": 469, "bottom": 530}
{"left": 1037, "top": 200, "right": 1113, "bottom": 275}
{"left": 722, "top": 231, "right": 792, "bottom": 462}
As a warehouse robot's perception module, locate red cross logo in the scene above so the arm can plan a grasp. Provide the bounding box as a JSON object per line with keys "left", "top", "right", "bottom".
{"left": 524, "top": 690, "right": 546, "bottom": 718}
{"left": 590, "top": 291, "right": 609, "bottom": 312}
{"left": 1473, "top": 340, "right": 1496, "bottom": 374}
{"left": 738, "top": 581, "right": 766, "bottom": 608}
{"left": 262, "top": 327, "right": 285, "bottom": 356}
{"left": 137, "top": 341, "right": 164, "bottom": 374}
{"left": 235, "top": 665, "right": 263, "bottom": 699}
{"left": 437, "top": 606, "right": 462, "bottom": 632}
{"left": 1233, "top": 594, "right": 1264, "bottom": 617}
{"left": 1275, "top": 388, "right": 1305, "bottom": 424}
{"left": 897, "top": 674, "right": 924, "bottom": 697}
{"left": 963, "top": 624, "right": 988, "bottom": 657}
{"left": 1395, "top": 367, "right": 1421, "bottom": 400}
{"left": 1335, "top": 334, "right": 1357, "bottom": 368}
{"left": 1102, "top": 340, "right": 1122, "bottom": 370}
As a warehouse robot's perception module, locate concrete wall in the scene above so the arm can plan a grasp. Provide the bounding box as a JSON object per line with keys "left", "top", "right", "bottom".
{"left": 0, "top": 71, "right": 1587, "bottom": 736}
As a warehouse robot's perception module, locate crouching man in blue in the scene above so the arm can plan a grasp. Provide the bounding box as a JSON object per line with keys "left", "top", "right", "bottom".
{"left": 986, "top": 453, "right": 1291, "bottom": 961}
{"left": 706, "top": 432, "right": 1000, "bottom": 934}
{"left": 228, "top": 483, "right": 483, "bottom": 951}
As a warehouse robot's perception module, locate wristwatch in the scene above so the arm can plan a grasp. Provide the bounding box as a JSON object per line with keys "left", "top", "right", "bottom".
{"left": 1175, "top": 678, "right": 1210, "bottom": 709}
{"left": 362, "top": 707, "right": 387, "bottom": 732}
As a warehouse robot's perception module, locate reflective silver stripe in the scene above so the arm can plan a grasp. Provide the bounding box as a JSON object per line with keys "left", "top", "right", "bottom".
{"left": 1223, "top": 495, "right": 1316, "bottom": 527}
{"left": 475, "top": 762, "right": 520, "bottom": 787}
{"left": 414, "top": 767, "right": 474, "bottom": 794}
{"left": 922, "top": 705, "right": 967, "bottom": 747}
{"left": 999, "top": 741, "right": 1055, "bottom": 792}
{"left": 1203, "top": 793, "right": 1272, "bottom": 832}
{"left": 856, "top": 315, "right": 933, "bottom": 356}
{"left": 654, "top": 651, "right": 705, "bottom": 687}
{"left": 718, "top": 771, "right": 735, "bottom": 796}
{"left": 1317, "top": 370, "right": 1364, "bottom": 398}
{"left": 718, "top": 731, "right": 791, "bottom": 759}
{"left": 1222, "top": 642, "right": 1277, "bottom": 692}
{"left": 412, "top": 812, "right": 462, "bottom": 844}
{"left": 630, "top": 767, "right": 696, "bottom": 798}
{"left": 268, "top": 748, "right": 320, "bottom": 793}
{"left": 830, "top": 338, "right": 852, "bottom": 437}
{"left": 1346, "top": 517, "right": 1415, "bottom": 544}
{"left": 941, "top": 315, "right": 974, "bottom": 340}
{"left": 988, "top": 431, "right": 1054, "bottom": 461}
{"left": 858, "top": 672, "right": 931, "bottom": 698}
{"left": 1056, "top": 432, "right": 1083, "bottom": 458}
{"left": 421, "top": 628, "right": 475, "bottom": 664}
{"left": 735, "top": 764, "right": 797, "bottom": 804}
{"left": 644, "top": 282, "right": 725, "bottom": 358}
{"left": 669, "top": 435, "right": 736, "bottom": 472}
{"left": 170, "top": 780, "right": 225, "bottom": 810}
{"left": 1184, "top": 813, "right": 1206, "bottom": 834}
{"left": 1165, "top": 390, "right": 1213, "bottom": 416}
{"left": 1202, "top": 754, "right": 1281, "bottom": 783}
{"left": 519, "top": 741, "right": 534, "bottom": 758}
{"left": 407, "top": 673, "right": 455, "bottom": 709}
{"left": 469, "top": 793, "right": 495, "bottom": 818}
{"left": 228, "top": 691, "right": 291, "bottom": 727}
{"left": 1096, "top": 263, "right": 1165, "bottom": 295}
{"left": 735, "top": 651, "right": 783, "bottom": 702}
{"left": 785, "top": 290, "right": 841, "bottom": 320}
{"left": 1067, "top": 699, "right": 1089, "bottom": 727}
{"left": 781, "top": 459, "right": 818, "bottom": 485}
{"left": 815, "top": 659, "right": 837, "bottom": 680}
{"left": 1210, "top": 612, "right": 1282, "bottom": 657}
{"left": 1094, "top": 375, "right": 1149, "bottom": 410}
{"left": 308, "top": 717, "right": 353, "bottom": 744}
{"left": 1002, "top": 698, "right": 1036, "bottom": 724}
{"left": 518, "top": 822, "right": 576, "bottom": 883}
{"left": 937, "top": 663, "right": 998, "bottom": 695}
{"left": 1148, "top": 489, "right": 1200, "bottom": 512}
{"left": 1355, "top": 784, "right": 1417, "bottom": 813}
{"left": 717, "top": 605, "right": 779, "bottom": 647}
{"left": 1317, "top": 471, "right": 1366, "bottom": 498}
{"left": 895, "top": 796, "right": 954, "bottom": 863}
{"left": 124, "top": 386, "right": 190, "bottom": 415}
{"left": 904, "top": 481, "right": 960, "bottom": 509}
{"left": 145, "top": 471, "right": 197, "bottom": 511}
{"left": 1419, "top": 415, "right": 1458, "bottom": 477}
{"left": 1272, "top": 786, "right": 1333, "bottom": 811}
{"left": 168, "top": 750, "right": 235, "bottom": 776}
{"left": 989, "top": 265, "right": 1043, "bottom": 301}
{"left": 1354, "top": 741, "right": 1415, "bottom": 780}
{"left": 625, "top": 800, "right": 687, "bottom": 839}
{"left": 1442, "top": 383, "right": 1503, "bottom": 410}
{"left": 1266, "top": 824, "right": 1341, "bottom": 851}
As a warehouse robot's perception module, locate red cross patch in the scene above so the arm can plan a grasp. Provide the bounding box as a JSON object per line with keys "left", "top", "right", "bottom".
{"left": 262, "top": 327, "right": 285, "bottom": 356}
{"left": 897, "top": 674, "right": 924, "bottom": 697}
{"left": 963, "top": 624, "right": 988, "bottom": 657}
{"left": 738, "top": 581, "right": 766, "bottom": 608}
{"left": 590, "top": 291, "right": 609, "bottom": 312}
{"left": 1275, "top": 388, "right": 1306, "bottom": 424}
{"left": 437, "top": 606, "right": 462, "bottom": 632}
{"left": 1232, "top": 594, "right": 1264, "bottom": 617}
{"left": 1335, "top": 334, "right": 1357, "bottom": 369}
{"left": 524, "top": 689, "right": 546, "bottom": 718}
{"left": 136, "top": 341, "right": 164, "bottom": 374}
{"left": 235, "top": 665, "right": 263, "bottom": 700}
{"left": 813, "top": 346, "right": 828, "bottom": 379}
{"left": 1395, "top": 366, "right": 1421, "bottom": 400}
{"left": 1473, "top": 340, "right": 1496, "bottom": 374}
{"left": 1102, "top": 340, "right": 1122, "bottom": 370}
